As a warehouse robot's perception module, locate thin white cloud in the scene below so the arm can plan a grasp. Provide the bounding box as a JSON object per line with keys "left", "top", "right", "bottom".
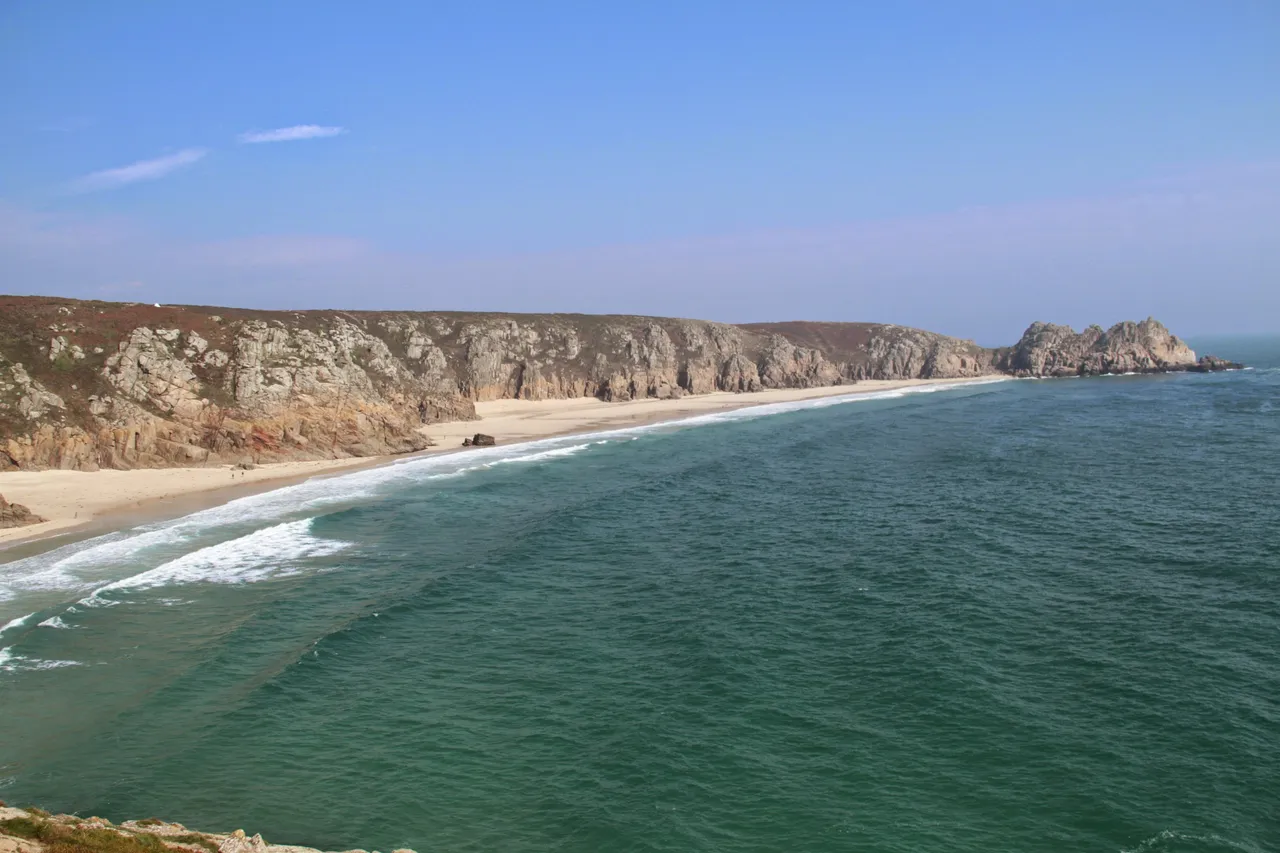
{"left": 69, "top": 149, "right": 208, "bottom": 193}
{"left": 237, "top": 125, "right": 346, "bottom": 144}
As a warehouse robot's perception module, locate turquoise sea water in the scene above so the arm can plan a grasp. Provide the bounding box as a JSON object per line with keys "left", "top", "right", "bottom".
{"left": 1, "top": 338, "right": 1277, "bottom": 853}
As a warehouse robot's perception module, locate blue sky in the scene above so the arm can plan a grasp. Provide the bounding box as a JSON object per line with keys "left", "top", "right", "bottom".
{"left": 1, "top": 1, "right": 1277, "bottom": 343}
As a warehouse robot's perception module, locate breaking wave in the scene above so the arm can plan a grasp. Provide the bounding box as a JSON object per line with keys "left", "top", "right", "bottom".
{"left": 0, "top": 611, "right": 34, "bottom": 637}
{"left": 0, "top": 649, "right": 81, "bottom": 673}
{"left": 85, "top": 519, "right": 352, "bottom": 600}
{"left": 488, "top": 443, "right": 593, "bottom": 465}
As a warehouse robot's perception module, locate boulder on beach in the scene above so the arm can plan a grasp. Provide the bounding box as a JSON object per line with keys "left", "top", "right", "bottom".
{"left": 0, "top": 494, "right": 45, "bottom": 529}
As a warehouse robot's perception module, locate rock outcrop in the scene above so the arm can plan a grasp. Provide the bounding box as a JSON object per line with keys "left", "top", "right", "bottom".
{"left": 0, "top": 297, "right": 1240, "bottom": 471}
{"left": 0, "top": 804, "right": 406, "bottom": 853}
{"left": 0, "top": 494, "right": 44, "bottom": 528}
{"left": 1, "top": 299, "right": 475, "bottom": 471}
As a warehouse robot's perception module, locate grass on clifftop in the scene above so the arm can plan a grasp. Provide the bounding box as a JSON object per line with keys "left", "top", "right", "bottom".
{"left": 0, "top": 814, "right": 218, "bottom": 853}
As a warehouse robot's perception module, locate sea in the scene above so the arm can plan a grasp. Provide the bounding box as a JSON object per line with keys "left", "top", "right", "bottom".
{"left": 1, "top": 336, "right": 1276, "bottom": 853}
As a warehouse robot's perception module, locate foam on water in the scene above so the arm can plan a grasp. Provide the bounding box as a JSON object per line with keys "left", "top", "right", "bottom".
{"left": 0, "top": 611, "right": 80, "bottom": 671}
{"left": 38, "top": 616, "right": 73, "bottom": 629}
{"left": 0, "top": 611, "right": 33, "bottom": 636}
{"left": 0, "top": 651, "right": 81, "bottom": 673}
{"left": 85, "top": 518, "right": 351, "bottom": 600}
{"left": 488, "top": 443, "right": 594, "bottom": 465}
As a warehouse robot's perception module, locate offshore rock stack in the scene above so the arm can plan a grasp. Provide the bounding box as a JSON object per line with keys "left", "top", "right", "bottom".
{"left": 994, "top": 317, "right": 1240, "bottom": 377}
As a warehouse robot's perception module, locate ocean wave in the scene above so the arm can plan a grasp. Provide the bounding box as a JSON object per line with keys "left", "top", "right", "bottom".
{"left": 38, "top": 615, "right": 73, "bottom": 629}
{"left": 2, "top": 379, "right": 1006, "bottom": 604}
{"left": 488, "top": 443, "right": 593, "bottom": 466}
{"left": 0, "top": 611, "right": 34, "bottom": 636}
{"left": 417, "top": 442, "right": 600, "bottom": 481}
{"left": 83, "top": 518, "right": 351, "bottom": 600}
{"left": 77, "top": 595, "right": 121, "bottom": 609}
{"left": 0, "top": 646, "right": 81, "bottom": 673}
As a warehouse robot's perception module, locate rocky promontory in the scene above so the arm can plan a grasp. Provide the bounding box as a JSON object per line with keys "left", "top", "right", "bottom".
{"left": 0, "top": 296, "right": 1239, "bottom": 471}
{"left": 0, "top": 804, "right": 401, "bottom": 853}
{"left": 994, "top": 317, "right": 1236, "bottom": 377}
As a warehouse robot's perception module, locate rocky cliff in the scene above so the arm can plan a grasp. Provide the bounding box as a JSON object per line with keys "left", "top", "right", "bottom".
{"left": 0, "top": 296, "right": 1238, "bottom": 471}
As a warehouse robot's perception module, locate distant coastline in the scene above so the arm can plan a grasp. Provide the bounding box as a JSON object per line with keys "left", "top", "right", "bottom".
{"left": 2, "top": 296, "right": 1237, "bottom": 479}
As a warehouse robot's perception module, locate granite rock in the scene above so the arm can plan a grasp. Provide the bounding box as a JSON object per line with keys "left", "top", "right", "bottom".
{"left": 996, "top": 318, "right": 1199, "bottom": 377}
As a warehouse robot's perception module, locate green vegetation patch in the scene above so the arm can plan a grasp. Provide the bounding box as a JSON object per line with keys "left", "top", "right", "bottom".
{"left": 2, "top": 816, "right": 44, "bottom": 838}
{"left": 167, "top": 834, "right": 219, "bottom": 853}
{"left": 51, "top": 350, "right": 78, "bottom": 372}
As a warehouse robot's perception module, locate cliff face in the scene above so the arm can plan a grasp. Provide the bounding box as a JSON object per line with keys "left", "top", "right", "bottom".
{"left": 0, "top": 296, "right": 1237, "bottom": 471}
{"left": 0, "top": 297, "right": 996, "bottom": 470}
{"left": 0, "top": 299, "right": 476, "bottom": 471}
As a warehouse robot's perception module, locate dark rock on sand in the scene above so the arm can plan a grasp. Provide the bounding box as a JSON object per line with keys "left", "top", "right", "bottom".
{"left": 0, "top": 494, "right": 45, "bottom": 528}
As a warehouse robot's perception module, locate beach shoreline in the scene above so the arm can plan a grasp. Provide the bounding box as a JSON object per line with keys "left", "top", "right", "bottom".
{"left": 0, "top": 377, "right": 1000, "bottom": 555}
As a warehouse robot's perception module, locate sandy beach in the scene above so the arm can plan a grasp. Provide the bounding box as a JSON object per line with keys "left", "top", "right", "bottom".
{"left": 0, "top": 378, "right": 989, "bottom": 550}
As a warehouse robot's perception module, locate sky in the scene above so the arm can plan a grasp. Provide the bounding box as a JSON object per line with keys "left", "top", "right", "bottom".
{"left": 1, "top": 1, "right": 1277, "bottom": 344}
